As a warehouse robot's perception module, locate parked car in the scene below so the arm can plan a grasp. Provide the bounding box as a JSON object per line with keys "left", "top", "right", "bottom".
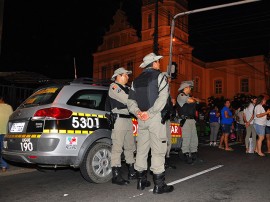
{"left": 2, "top": 78, "right": 182, "bottom": 183}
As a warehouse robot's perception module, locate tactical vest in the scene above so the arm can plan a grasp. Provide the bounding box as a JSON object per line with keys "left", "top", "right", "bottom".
{"left": 132, "top": 68, "right": 160, "bottom": 111}
{"left": 106, "top": 83, "right": 130, "bottom": 111}
{"left": 177, "top": 100, "right": 196, "bottom": 117}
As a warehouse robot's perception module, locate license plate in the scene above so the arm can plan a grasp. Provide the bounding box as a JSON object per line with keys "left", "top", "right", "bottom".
{"left": 10, "top": 122, "right": 25, "bottom": 132}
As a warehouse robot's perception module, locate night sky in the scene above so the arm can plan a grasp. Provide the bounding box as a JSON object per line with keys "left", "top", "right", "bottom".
{"left": 0, "top": 0, "right": 269, "bottom": 79}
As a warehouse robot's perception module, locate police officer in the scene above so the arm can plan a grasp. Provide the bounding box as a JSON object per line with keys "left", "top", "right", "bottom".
{"left": 176, "top": 81, "right": 201, "bottom": 164}
{"left": 128, "top": 53, "right": 174, "bottom": 194}
{"left": 109, "top": 67, "right": 136, "bottom": 185}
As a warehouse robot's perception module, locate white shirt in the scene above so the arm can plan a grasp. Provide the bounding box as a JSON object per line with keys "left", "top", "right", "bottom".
{"left": 253, "top": 104, "right": 267, "bottom": 126}
{"left": 243, "top": 103, "right": 255, "bottom": 124}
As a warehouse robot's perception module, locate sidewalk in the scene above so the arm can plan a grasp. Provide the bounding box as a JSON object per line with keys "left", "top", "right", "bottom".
{"left": 0, "top": 163, "right": 36, "bottom": 177}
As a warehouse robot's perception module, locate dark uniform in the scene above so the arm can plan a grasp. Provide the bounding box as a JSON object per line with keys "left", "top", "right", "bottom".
{"left": 128, "top": 52, "right": 174, "bottom": 194}
{"left": 108, "top": 67, "right": 136, "bottom": 185}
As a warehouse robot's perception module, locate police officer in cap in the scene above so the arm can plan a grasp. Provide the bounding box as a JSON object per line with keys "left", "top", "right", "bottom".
{"left": 109, "top": 67, "right": 136, "bottom": 185}
{"left": 128, "top": 53, "right": 174, "bottom": 194}
{"left": 176, "top": 81, "right": 201, "bottom": 164}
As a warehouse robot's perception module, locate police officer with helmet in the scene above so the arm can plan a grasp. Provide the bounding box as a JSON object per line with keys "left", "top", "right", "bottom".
{"left": 128, "top": 53, "right": 174, "bottom": 194}
{"left": 108, "top": 67, "right": 136, "bottom": 185}
{"left": 176, "top": 80, "right": 201, "bottom": 164}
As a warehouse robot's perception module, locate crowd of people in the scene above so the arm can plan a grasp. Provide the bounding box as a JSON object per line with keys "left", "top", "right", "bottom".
{"left": 204, "top": 94, "right": 270, "bottom": 156}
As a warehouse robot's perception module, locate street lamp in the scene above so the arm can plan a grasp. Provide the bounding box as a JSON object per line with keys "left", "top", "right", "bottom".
{"left": 167, "top": 0, "right": 261, "bottom": 77}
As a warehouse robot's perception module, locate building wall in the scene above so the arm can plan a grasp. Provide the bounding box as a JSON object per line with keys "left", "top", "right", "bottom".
{"left": 93, "top": 0, "right": 268, "bottom": 103}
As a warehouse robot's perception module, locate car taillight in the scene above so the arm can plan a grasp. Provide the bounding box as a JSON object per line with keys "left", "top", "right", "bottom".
{"left": 34, "top": 107, "right": 72, "bottom": 119}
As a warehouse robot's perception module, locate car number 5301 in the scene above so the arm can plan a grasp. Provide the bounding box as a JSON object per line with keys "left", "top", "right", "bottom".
{"left": 72, "top": 117, "right": 100, "bottom": 129}
{"left": 20, "top": 138, "right": 33, "bottom": 151}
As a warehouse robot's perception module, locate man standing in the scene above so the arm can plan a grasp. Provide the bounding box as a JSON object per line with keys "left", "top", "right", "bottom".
{"left": 128, "top": 53, "right": 174, "bottom": 194}
{"left": 108, "top": 67, "right": 136, "bottom": 185}
{"left": 0, "top": 96, "right": 13, "bottom": 172}
{"left": 176, "top": 81, "right": 200, "bottom": 164}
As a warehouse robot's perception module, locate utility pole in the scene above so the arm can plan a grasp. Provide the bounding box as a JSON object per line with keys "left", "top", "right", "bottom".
{"left": 167, "top": 0, "right": 261, "bottom": 77}
{"left": 153, "top": 0, "right": 162, "bottom": 55}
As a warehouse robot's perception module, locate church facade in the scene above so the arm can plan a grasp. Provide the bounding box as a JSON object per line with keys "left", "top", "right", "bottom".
{"left": 92, "top": 0, "right": 269, "bottom": 102}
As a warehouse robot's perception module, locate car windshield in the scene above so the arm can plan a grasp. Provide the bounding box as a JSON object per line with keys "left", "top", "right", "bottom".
{"left": 19, "top": 87, "right": 61, "bottom": 108}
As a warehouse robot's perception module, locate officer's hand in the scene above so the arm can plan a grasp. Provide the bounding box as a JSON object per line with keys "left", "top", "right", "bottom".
{"left": 140, "top": 111, "right": 149, "bottom": 121}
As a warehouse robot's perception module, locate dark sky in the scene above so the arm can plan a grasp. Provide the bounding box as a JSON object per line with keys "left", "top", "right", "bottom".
{"left": 0, "top": 0, "right": 269, "bottom": 79}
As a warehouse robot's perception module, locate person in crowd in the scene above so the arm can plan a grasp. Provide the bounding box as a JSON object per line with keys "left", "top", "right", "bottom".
{"left": 128, "top": 53, "right": 174, "bottom": 194}
{"left": 219, "top": 99, "right": 234, "bottom": 151}
{"left": 0, "top": 95, "right": 13, "bottom": 172}
{"left": 253, "top": 95, "right": 270, "bottom": 157}
{"left": 265, "top": 99, "right": 270, "bottom": 154}
{"left": 243, "top": 96, "right": 257, "bottom": 153}
{"left": 108, "top": 67, "right": 136, "bottom": 185}
{"left": 209, "top": 105, "right": 220, "bottom": 146}
{"left": 176, "top": 80, "right": 201, "bottom": 164}
{"left": 235, "top": 105, "right": 245, "bottom": 144}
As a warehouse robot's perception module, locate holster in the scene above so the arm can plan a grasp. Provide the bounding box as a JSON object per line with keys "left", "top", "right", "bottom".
{"left": 105, "top": 113, "right": 117, "bottom": 129}
{"left": 180, "top": 119, "right": 186, "bottom": 127}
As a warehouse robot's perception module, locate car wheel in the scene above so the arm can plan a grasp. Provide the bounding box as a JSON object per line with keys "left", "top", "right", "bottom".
{"left": 80, "top": 142, "right": 112, "bottom": 183}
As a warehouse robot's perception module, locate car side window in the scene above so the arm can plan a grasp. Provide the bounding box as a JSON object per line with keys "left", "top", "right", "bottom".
{"left": 67, "top": 89, "right": 108, "bottom": 111}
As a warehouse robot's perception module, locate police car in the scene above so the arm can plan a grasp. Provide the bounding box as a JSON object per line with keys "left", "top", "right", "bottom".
{"left": 2, "top": 78, "right": 182, "bottom": 183}
{"left": 2, "top": 78, "right": 112, "bottom": 183}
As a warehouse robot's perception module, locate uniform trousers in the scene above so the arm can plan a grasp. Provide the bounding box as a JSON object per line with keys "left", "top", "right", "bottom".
{"left": 135, "top": 113, "right": 167, "bottom": 174}
{"left": 245, "top": 124, "right": 256, "bottom": 151}
{"left": 181, "top": 119, "right": 198, "bottom": 153}
{"left": 166, "top": 120, "right": 172, "bottom": 158}
{"left": 111, "top": 117, "right": 136, "bottom": 167}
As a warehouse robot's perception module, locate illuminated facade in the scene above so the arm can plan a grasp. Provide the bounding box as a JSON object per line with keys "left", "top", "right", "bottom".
{"left": 93, "top": 0, "right": 269, "bottom": 102}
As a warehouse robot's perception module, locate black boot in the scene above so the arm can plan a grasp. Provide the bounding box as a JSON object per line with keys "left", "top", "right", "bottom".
{"left": 191, "top": 152, "right": 203, "bottom": 164}
{"left": 127, "top": 163, "right": 136, "bottom": 180}
{"left": 165, "top": 157, "right": 176, "bottom": 169}
{"left": 112, "top": 167, "right": 130, "bottom": 185}
{"left": 137, "top": 170, "right": 151, "bottom": 190}
{"left": 153, "top": 172, "right": 174, "bottom": 194}
{"left": 183, "top": 153, "right": 193, "bottom": 164}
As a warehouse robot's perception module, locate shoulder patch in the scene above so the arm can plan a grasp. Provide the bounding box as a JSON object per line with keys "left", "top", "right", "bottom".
{"left": 112, "top": 84, "right": 118, "bottom": 90}
{"left": 117, "top": 88, "right": 122, "bottom": 93}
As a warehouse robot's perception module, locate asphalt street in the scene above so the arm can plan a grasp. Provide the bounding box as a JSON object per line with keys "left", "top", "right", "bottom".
{"left": 1, "top": 136, "right": 270, "bottom": 202}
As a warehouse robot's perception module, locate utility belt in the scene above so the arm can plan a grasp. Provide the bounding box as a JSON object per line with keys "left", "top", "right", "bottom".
{"left": 113, "top": 113, "right": 132, "bottom": 118}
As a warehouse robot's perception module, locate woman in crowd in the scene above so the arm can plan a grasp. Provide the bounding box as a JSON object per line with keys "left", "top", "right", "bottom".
{"left": 264, "top": 99, "right": 270, "bottom": 154}
{"left": 253, "top": 95, "right": 270, "bottom": 157}
{"left": 219, "top": 99, "right": 234, "bottom": 151}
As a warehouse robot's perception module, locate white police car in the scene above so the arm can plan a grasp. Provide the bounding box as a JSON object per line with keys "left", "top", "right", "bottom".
{"left": 2, "top": 78, "right": 112, "bottom": 183}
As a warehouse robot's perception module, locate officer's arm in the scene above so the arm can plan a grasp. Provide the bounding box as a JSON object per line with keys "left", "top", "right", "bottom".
{"left": 147, "top": 74, "right": 169, "bottom": 118}
{"left": 127, "top": 82, "right": 141, "bottom": 117}
{"left": 108, "top": 83, "right": 129, "bottom": 105}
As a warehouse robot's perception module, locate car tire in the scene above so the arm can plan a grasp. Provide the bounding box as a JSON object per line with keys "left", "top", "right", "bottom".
{"left": 80, "top": 142, "right": 112, "bottom": 183}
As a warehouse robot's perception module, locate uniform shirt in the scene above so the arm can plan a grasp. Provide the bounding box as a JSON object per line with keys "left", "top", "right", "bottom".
{"left": 177, "top": 93, "right": 189, "bottom": 107}
{"left": 243, "top": 103, "right": 255, "bottom": 124}
{"left": 108, "top": 82, "right": 130, "bottom": 115}
{"left": 127, "top": 72, "right": 169, "bottom": 119}
{"left": 220, "top": 106, "right": 233, "bottom": 124}
{"left": 0, "top": 103, "right": 13, "bottom": 134}
{"left": 254, "top": 104, "right": 267, "bottom": 126}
